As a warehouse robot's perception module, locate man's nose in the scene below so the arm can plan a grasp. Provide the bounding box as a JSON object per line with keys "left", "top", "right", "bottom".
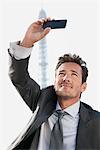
{"left": 63, "top": 74, "right": 71, "bottom": 82}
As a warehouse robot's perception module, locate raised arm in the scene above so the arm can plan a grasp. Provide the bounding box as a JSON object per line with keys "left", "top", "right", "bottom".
{"left": 8, "top": 18, "right": 51, "bottom": 112}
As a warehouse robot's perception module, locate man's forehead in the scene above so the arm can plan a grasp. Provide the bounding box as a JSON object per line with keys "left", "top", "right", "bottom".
{"left": 57, "top": 62, "right": 82, "bottom": 72}
{"left": 58, "top": 62, "right": 81, "bottom": 68}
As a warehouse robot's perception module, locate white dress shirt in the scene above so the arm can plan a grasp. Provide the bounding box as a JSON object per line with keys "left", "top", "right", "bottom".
{"left": 9, "top": 41, "right": 33, "bottom": 59}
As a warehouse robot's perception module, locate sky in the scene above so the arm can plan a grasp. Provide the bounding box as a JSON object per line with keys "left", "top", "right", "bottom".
{"left": 0, "top": 0, "right": 100, "bottom": 149}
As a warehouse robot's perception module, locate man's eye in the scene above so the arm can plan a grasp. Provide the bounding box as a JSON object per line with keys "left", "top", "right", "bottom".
{"left": 72, "top": 73, "right": 78, "bottom": 76}
{"left": 59, "top": 72, "right": 64, "bottom": 75}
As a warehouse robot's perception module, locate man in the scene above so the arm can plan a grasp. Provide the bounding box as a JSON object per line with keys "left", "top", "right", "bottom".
{"left": 8, "top": 18, "right": 100, "bottom": 150}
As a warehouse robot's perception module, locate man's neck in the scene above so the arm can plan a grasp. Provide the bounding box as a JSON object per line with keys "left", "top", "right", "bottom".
{"left": 58, "top": 97, "right": 79, "bottom": 110}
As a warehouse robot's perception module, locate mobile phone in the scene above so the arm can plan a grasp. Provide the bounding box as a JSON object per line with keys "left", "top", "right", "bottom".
{"left": 43, "top": 19, "right": 67, "bottom": 29}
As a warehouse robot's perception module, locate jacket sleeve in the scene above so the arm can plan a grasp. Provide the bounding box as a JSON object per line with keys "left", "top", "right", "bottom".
{"left": 8, "top": 50, "right": 41, "bottom": 112}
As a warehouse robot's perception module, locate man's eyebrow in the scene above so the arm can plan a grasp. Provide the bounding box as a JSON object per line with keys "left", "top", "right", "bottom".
{"left": 58, "top": 69, "right": 80, "bottom": 75}
{"left": 59, "top": 70, "right": 66, "bottom": 72}
{"left": 71, "top": 70, "right": 79, "bottom": 74}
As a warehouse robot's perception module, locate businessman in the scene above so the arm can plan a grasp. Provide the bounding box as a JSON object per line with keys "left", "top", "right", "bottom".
{"left": 8, "top": 18, "right": 100, "bottom": 150}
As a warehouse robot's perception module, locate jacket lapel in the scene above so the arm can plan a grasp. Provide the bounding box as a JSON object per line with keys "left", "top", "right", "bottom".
{"left": 24, "top": 86, "right": 57, "bottom": 139}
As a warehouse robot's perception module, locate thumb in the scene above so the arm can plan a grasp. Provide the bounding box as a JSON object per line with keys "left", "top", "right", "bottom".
{"left": 42, "top": 27, "right": 51, "bottom": 37}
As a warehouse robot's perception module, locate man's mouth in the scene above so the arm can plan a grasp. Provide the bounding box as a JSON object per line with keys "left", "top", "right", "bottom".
{"left": 61, "top": 83, "right": 72, "bottom": 88}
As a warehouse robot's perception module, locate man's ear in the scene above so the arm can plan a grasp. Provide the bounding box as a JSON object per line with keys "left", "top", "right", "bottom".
{"left": 81, "top": 82, "right": 87, "bottom": 92}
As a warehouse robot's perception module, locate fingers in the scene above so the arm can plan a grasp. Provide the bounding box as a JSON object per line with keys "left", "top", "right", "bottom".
{"left": 39, "top": 18, "right": 51, "bottom": 38}
{"left": 43, "top": 17, "right": 51, "bottom": 22}
{"left": 42, "top": 27, "right": 51, "bottom": 37}
{"left": 36, "top": 17, "right": 51, "bottom": 26}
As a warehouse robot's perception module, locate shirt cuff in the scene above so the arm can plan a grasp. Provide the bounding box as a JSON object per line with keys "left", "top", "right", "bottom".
{"left": 9, "top": 41, "right": 33, "bottom": 60}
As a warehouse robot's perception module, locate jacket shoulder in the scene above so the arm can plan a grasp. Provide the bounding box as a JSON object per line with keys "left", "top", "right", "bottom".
{"left": 81, "top": 102, "right": 100, "bottom": 119}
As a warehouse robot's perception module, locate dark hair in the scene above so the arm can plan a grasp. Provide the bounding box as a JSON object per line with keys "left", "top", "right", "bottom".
{"left": 55, "top": 53, "right": 88, "bottom": 83}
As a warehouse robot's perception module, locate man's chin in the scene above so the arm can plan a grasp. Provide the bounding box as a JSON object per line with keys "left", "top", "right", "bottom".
{"left": 60, "top": 95, "right": 74, "bottom": 100}
{"left": 56, "top": 91, "right": 74, "bottom": 100}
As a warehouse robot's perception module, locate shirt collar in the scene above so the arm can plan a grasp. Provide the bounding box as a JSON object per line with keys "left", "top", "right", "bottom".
{"left": 56, "top": 100, "right": 80, "bottom": 118}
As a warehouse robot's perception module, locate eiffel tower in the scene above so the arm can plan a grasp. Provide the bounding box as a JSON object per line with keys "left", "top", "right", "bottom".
{"left": 38, "top": 8, "right": 48, "bottom": 89}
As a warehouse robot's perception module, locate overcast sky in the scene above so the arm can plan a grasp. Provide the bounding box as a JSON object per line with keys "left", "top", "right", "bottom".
{"left": 0, "top": 0, "right": 100, "bottom": 149}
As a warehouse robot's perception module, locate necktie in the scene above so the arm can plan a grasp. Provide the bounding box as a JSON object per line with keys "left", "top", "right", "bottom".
{"left": 49, "top": 110, "right": 66, "bottom": 150}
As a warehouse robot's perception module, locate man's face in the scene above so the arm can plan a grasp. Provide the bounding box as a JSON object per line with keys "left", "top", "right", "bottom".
{"left": 54, "top": 62, "right": 87, "bottom": 100}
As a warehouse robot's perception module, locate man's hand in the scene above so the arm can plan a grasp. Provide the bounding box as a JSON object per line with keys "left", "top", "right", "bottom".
{"left": 20, "top": 18, "right": 51, "bottom": 48}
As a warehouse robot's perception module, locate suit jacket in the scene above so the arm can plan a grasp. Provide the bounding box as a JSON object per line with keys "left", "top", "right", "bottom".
{"left": 8, "top": 53, "right": 100, "bottom": 150}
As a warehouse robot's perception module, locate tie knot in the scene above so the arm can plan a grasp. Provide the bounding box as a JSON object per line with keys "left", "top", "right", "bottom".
{"left": 56, "top": 110, "right": 67, "bottom": 119}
